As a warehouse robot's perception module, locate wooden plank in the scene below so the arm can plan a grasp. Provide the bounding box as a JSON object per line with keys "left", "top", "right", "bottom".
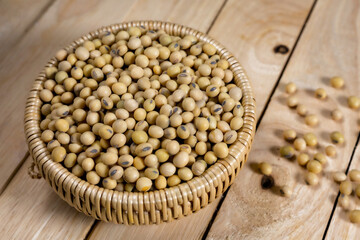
{"left": 122, "top": 0, "right": 224, "bottom": 33}
{"left": 90, "top": 0, "right": 315, "bottom": 239}
{"left": 208, "top": 0, "right": 314, "bottom": 118}
{"left": 0, "top": 0, "right": 224, "bottom": 238}
{"left": 206, "top": 0, "right": 360, "bottom": 239}
{"left": 326, "top": 145, "right": 360, "bottom": 239}
{"left": 0, "top": 0, "right": 137, "bottom": 193}
{"left": 0, "top": 157, "right": 94, "bottom": 239}
{"left": 0, "top": 0, "right": 53, "bottom": 57}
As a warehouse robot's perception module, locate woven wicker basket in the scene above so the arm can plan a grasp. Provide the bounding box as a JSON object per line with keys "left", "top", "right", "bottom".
{"left": 24, "top": 21, "right": 256, "bottom": 225}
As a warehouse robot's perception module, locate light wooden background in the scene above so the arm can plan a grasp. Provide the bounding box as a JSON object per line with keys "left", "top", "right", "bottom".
{"left": 0, "top": 0, "right": 359, "bottom": 239}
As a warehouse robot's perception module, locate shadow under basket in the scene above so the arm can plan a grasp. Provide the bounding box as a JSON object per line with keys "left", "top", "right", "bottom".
{"left": 24, "top": 21, "right": 256, "bottom": 225}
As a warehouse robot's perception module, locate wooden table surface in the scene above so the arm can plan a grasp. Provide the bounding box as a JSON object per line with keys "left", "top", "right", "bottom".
{"left": 0, "top": 0, "right": 359, "bottom": 239}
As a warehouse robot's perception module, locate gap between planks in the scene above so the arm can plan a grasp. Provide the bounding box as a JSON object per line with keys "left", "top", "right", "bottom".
{"left": 322, "top": 132, "right": 360, "bottom": 239}
{"left": 22, "top": 0, "right": 56, "bottom": 36}
{"left": 206, "top": 0, "right": 229, "bottom": 34}
{"left": 201, "top": 0, "right": 319, "bottom": 239}
{"left": 255, "top": 0, "right": 318, "bottom": 127}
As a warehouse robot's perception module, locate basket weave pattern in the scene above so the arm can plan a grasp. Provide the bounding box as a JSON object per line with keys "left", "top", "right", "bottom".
{"left": 24, "top": 21, "right": 256, "bottom": 225}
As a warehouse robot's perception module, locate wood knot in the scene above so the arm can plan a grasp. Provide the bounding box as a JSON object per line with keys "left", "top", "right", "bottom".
{"left": 274, "top": 45, "right": 289, "bottom": 54}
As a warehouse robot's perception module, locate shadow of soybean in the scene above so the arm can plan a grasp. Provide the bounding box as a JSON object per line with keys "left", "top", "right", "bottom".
{"left": 294, "top": 113, "right": 306, "bottom": 125}
{"left": 249, "top": 162, "right": 259, "bottom": 173}
{"left": 279, "top": 82, "right": 288, "bottom": 93}
{"left": 320, "top": 130, "right": 330, "bottom": 142}
{"left": 295, "top": 171, "right": 306, "bottom": 186}
{"left": 270, "top": 146, "right": 280, "bottom": 157}
{"left": 304, "top": 88, "right": 314, "bottom": 97}
{"left": 270, "top": 185, "right": 282, "bottom": 196}
{"left": 337, "top": 95, "right": 348, "bottom": 108}
{"left": 277, "top": 94, "right": 293, "bottom": 108}
{"left": 320, "top": 108, "right": 331, "bottom": 118}
{"left": 321, "top": 76, "right": 330, "bottom": 85}
{"left": 273, "top": 129, "right": 283, "bottom": 139}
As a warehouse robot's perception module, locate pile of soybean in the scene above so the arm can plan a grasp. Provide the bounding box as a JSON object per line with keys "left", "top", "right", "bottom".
{"left": 258, "top": 77, "right": 360, "bottom": 223}
{"left": 39, "top": 26, "right": 245, "bottom": 192}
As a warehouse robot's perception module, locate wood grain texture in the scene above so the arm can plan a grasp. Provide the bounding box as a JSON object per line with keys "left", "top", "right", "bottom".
{"left": 326, "top": 145, "right": 360, "bottom": 239}
{"left": 0, "top": 157, "right": 94, "bottom": 239}
{"left": 0, "top": 0, "right": 136, "bottom": 193}
{"left": 0, "top": 0, "right": 53, "bottom": 57}
{"left": 207, "top": 0, "right": 360, "bottom": 239}
{"left": 208, "top": 0, "right": 314, "bottom": 118}
{"left": 122, "top": 0, "right": 224, "bottom": 32}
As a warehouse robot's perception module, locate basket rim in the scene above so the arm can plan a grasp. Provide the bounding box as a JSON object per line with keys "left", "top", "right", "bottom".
{"left": 24, "top": 20, "right": 256, "bottom": 220}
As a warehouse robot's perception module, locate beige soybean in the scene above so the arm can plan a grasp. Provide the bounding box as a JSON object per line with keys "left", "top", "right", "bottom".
{"left": 86, "top": 171, "right": 100, "bottom": 185}
{"left": 330, "top": 131, "right": 344, "bottom": 144}
{"left": 339, "top": 194, "right": 350, "bottom": 209}
{"left": 123, "top": 167, "right": 140, "bottom": 183}
{"left": 285, "top": 82, "right": 297, "bottom": 94}
{"left": 304, "top": 133, "right": 317, "bottom": 147}
{"left": 178, "top": 167, "right": 193, "bottom": 181}
{"left": 305, "top": 172, "right": 319, "bottom": 186}
{"left": 348, "top": 96, "right": 360, "bottom": 109}
{"left": 283, "top": 129, "right": 296, "bottom": 141}
{"left": 109, "top": 166, "right": 124, "bottom": 180}
{"left": 52, "top": 146, "right": 67, "bottom": 162}
{"left": 349, "top": 210, "right": 360, "bottom": 223}
{"left": 160, "top": 162, "right": 176, "bottom": 177}
{"left": 173, "top": 151, "right": 190, "bottom": 168}
{"left": 132, "top": 130, "right": 148, "bottom": 144}
{"left": 258, "top": 162, "right": 272, "bottom": 176}
{"left": 280, "top": 185, "right": 292, "bottom": 198}
{"left": 144, "top": 168, "right": 159, "bottom": 180}
{"left": 314, "top": 88, "right": 327, "bottom": 99}
{"left": 213, "top": 142, "right": 228, "bottom": 158}
{"left": 166, "top": 140, "right": 180, "bottom": 155}
{"left": 339, "top": 180, "right": 352, "bottom": 195}
{"left": 325, "top": 145, "right": 336, "bottom": 157}
{"left": 296, "top": 104, "right": 307, "bottom": 116}
{"left": 287, "top": 96, "right": 298, "bottom": 108}
{"left": 356, "top": 185, "right": 360, "bottom": 198}
{"left": 297, "top": 153, "right": 310, "bottom": 166}
{"left": 103, "top": 177, "right": 117, "bottom": 190}
{"left": 313, "top": 152, "right": 327, "bottom": 165}
{"left": 349, "top": 169, "right": 360, "bottom": 182}
{"left": 280, "top": 146, "right": 295, "bottom": 159}
{"left": 192, "top": 160, "right": 206, "bottom": 176}
{"left": 306, "top": 160, "right": 322, "bottom": 174}
{"left": 330, "top": 76, "right": 344, "bottom": 89}
{"left": 333, "top": 171, "right": 347, "bottom": 183}
{"left": 167, "top": 175, "right": 181, "bottom": 187}
{"left": 293, "top": 138, "right": 306, "bottom": 151}
{"left": 136, "top": 177, "right": 152, "bottom": 192}
{"left": 331, "top": 109, "right": 343, "bottom": 121}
